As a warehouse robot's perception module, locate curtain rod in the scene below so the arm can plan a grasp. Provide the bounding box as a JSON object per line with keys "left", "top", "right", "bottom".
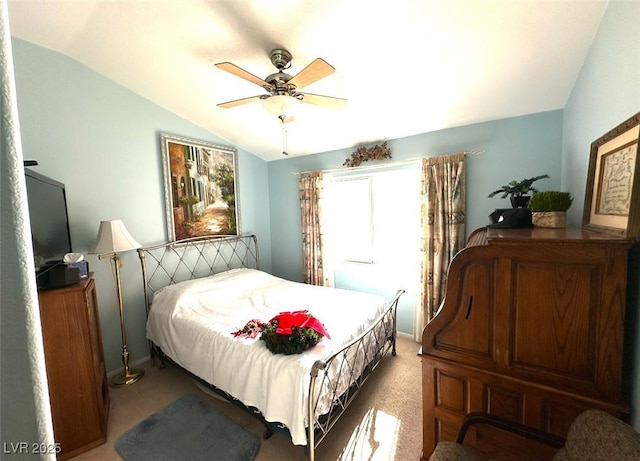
{"left": 291, "top": 149, "right": 484, "bottom": 176}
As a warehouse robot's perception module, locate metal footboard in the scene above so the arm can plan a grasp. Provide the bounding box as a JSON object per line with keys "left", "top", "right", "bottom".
{"left": 307, "top": 289, "right": 405, "bottom": 461}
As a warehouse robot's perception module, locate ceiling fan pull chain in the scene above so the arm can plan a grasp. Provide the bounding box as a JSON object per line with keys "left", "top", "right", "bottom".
{"left": 279, "top": 115, "right": 289, "bottom": 156}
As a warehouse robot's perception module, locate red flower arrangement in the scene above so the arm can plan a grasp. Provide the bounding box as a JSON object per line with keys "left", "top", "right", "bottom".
{"left": 232, "top": 310, "right": 330, "bottom": 355}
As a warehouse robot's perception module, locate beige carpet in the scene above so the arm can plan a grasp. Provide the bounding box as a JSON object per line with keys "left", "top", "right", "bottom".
{"left": 73, "top": 336, "right": 423, "bottom": 461}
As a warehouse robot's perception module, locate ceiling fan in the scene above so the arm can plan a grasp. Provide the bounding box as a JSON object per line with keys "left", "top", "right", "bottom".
{"left": 215, "top": 49, "right": 347, "bottom": 118}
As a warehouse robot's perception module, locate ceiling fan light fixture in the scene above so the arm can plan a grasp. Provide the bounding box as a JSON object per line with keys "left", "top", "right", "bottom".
{"left": 262, "top": 94, "right": 298, "bottom": 118}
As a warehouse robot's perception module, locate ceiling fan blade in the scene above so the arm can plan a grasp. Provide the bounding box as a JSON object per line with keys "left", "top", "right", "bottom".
{"left": 288, "top": 58, "right": 335, "bottom": 90}
{"left": 215, "top": 62, "right": 272, "bottom": 89}
{"left": 217, "top": 95, "right": 263, "bottom": 109}
{"left": 299, "top": 93, "right": 347, "bottom": 110}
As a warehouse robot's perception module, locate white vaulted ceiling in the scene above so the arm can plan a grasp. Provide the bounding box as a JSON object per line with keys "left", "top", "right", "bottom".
{"left": 7, "top": 0, "right": 608, "bottom": 161}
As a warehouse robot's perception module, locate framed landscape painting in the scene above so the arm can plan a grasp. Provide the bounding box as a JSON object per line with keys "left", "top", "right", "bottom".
{"left": 583, "top": 112, "right": 640, "bottom": 239}
{"left": 160, "top": 133, "right": 240, "bottom": 241}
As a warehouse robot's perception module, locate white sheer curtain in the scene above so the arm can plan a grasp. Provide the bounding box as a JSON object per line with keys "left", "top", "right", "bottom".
{"left": 0, "top": 0, "right": 56, "bottom": 455}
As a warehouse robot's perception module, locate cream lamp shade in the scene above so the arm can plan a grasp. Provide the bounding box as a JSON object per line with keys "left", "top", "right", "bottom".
{"left": 262, "top": 94, "right": 299, "bottom": 118}
{"left": 90, "top": 220, "right": 141, "bottom": 255}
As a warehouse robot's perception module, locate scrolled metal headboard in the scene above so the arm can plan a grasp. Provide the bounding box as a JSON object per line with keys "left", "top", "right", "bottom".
{"left": 137, "top": 234, "right": 259, "bottom": 316}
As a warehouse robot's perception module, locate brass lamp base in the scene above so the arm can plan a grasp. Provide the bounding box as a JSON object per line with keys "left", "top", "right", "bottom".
{"left": 109, "top": 368, "right": 144, "bottom": 388}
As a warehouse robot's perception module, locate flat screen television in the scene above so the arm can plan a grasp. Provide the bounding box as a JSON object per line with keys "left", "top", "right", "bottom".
{"left": 24, "top": 168, "right": 73, "bottom": 269}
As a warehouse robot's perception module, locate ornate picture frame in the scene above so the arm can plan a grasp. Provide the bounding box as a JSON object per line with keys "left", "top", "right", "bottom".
{"left": 160, "top": 133, "right": 240, "bottom": 241}
{"left": 582, "top": 112, "right": 640, "bottom": 239}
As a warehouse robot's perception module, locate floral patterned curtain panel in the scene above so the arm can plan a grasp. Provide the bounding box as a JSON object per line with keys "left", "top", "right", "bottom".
{"left": 298, "top": 171, "right": 326, "bottom": 286}
{"left": 419, "top": 153, "right": 466, "bottom": 328}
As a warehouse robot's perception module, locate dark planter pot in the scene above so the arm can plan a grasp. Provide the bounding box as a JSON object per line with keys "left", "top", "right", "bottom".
{"left": 510, "top": 196, "right": 531, "bottom": 208}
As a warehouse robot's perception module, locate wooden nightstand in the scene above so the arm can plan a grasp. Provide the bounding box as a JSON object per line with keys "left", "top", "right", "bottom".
{"left": 38, "top": 274, "right": 110, "bottom": 460}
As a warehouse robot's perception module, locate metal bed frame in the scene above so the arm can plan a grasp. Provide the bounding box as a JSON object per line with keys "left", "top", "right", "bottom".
{"left": 137, "top": 234, "right": 404, "bottom": 460}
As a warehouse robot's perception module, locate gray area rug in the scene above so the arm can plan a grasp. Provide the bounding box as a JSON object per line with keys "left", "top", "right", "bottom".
{"left": 115, "top": 394, "right": 260, "bottom": 461}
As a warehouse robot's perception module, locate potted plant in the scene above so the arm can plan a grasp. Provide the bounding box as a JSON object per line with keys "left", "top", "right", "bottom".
{"left": 527, "top": 190, "right": 573, "bottom": 228}
{"left": 488, "top": 174, "right": 549, "bottom": 208}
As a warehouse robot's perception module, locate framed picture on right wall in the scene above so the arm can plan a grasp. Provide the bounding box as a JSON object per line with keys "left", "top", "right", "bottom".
{"left": 583, "top": 112, "right": 640, "bottom": 240}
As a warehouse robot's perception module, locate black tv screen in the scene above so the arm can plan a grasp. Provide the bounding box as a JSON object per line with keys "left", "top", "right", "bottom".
{"left": 25, "top": 168, "right": 72, "bottom": 268}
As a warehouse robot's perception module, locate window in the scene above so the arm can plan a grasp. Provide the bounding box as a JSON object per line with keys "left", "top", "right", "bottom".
{"left": 323, "top": 176, "right": 373, "bottom": 263}
{"left": 322, "top": 163, "right": 421, "bottom": 303}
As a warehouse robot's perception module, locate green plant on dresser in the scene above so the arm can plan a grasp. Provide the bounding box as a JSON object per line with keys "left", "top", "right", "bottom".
{"left": 528, "top": 190, "right": 573, "bottom": 228}
{"left": 488, "top": 174, "right": 549, "bottom": 208}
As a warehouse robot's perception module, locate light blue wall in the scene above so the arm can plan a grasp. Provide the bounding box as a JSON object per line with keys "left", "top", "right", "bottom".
{"left": 11, "top": 38, "right": 272, "bottom": 372}
{"left": 268, "top": 110, "right": 563, "bottom": 335}
{"left": 561, "top": 0, "right": 640, "bottom": 427}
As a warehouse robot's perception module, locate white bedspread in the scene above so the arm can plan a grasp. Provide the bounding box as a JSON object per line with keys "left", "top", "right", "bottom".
{"left": 146, "top": 268, "right": 389, "bottom": 445}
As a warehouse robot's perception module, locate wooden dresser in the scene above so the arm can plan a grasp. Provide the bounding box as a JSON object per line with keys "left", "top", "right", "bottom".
{"left": 419, "top": 227, "right": 633, "bottom": 461}
{"left": 38, "top": 275, "right": 110, "bottom": 459}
